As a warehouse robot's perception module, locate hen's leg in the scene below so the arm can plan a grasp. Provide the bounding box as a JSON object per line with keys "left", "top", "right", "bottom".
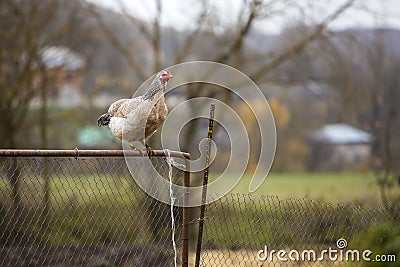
{"left": 145, "top": 143, "right": 155, "bottom": 158}
{"left": 128, "top": 141, "right": 135, "bottom": 149}
{"left": 128, "top": 141, "right": 146, "bottom": 156}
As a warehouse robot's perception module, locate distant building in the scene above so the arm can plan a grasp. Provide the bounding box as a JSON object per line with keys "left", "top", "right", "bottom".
{"left": 308, "top": 124, "right": 373, "bottom": 171}
{"left": 31, "top": 46, "right": 86, "bottom": 108}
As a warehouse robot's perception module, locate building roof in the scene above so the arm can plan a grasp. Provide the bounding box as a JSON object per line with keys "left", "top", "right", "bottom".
{"left": 312, "top": 123, "right": 372, "bottom": 144}
{"left": 40, "top": 46, "right": 85, "bottom": 70}
{"left": 77, "top": 126, "right": 115, "bottom": 146}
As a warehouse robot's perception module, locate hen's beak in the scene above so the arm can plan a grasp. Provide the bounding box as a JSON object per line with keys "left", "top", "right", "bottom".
{"left": 168, "top": 73, "right": 173, "bottom": 79}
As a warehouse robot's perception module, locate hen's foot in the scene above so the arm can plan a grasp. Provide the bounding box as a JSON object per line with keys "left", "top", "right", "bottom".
{"left": 128, "top": 142, "right": 147, "bottom": 156}
{"left": 145, "top": 144, "right": 155, "bottom": 158}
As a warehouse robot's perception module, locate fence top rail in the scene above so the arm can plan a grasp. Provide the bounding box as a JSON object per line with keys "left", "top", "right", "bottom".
{"left": 0, "top": 149, "right": 190, "bottom": 159}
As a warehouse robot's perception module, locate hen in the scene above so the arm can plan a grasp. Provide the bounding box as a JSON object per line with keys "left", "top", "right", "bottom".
{"left": 97, "top": 69, "right": 173, "bottom": 156}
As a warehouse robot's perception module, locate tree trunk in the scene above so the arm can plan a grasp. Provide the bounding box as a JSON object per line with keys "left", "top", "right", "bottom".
{"left": 9, "top": 159, "right": 22, "bottom": 214}
{"left": 5, "top": 129, "right": 22, "bottom": 216}
{"left": 40, "top": 82, "right": 51, "bottom": 233}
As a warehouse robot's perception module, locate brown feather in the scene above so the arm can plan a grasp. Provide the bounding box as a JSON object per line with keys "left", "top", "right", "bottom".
{"left": 100, "top": 69, "right": 172, "bottom": 145}
{"left": 145, "top": 97, "right": 168, "bottom": 140}
{"left": 108, "top": 99, "right": 130, "bottom": 118}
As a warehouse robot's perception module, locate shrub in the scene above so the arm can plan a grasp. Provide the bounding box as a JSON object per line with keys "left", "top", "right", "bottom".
{"left": 351, "top": 221, "right": 400, "bottom": 267}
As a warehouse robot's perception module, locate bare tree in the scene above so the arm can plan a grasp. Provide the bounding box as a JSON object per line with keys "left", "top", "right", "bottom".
{"left": 313, "top": 27, "right": 400, "bottom": 208}
{"left": 0, "top": 0, "right": 89, "bottom": 220}
{"left": 1, "top": 1, "right": 43, "bottom": 147}
{"left": 85, "top": 0, "right": 356, "bottom": 154}
{"left": 362, "top": 31, "right": 400, "bottom": 210}
{"left": 0, "top": 0, "right": 62, "bottom": 215}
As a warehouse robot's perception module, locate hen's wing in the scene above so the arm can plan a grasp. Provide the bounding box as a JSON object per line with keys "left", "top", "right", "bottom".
{"left": 108, "top": 99, "right": 130, "bottom": 117}
{"left": 120, "top": 96, "right": 151, "bottom": 142}
{"left": 108, "top": 96, "right": 144, "bottom": 118}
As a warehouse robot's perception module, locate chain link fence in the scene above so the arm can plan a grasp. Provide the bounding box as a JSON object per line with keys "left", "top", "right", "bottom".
{"left": 1, "top": 150, "right": 399, "bottom": 266}
{"left": 197, "top": 193, "right": 399, "bottom": 266}
{"left": 0, "top": 151, "right": 188, "bottom": 266}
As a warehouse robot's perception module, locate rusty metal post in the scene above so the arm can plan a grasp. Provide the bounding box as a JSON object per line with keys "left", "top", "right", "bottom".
{"left": 0, "top": 148, "right": 193, "bottom": 266}
{"left": 181, "top": 156, "right": 191, "bottom": 267}
{"left": 195, "top": 104, "right": 215, "bottom": 267}
{"left": 0, "top": 149, "right": 189, "bottom": 159}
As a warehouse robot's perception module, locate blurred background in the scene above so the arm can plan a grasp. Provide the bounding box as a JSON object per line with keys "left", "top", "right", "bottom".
{"left": 1, "top": 0, "right": 400, "bottom": 207}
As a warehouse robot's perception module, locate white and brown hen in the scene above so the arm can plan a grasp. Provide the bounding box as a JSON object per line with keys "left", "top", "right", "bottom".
{"left": 97, "top": 69, "right": 173, "bottom": 156}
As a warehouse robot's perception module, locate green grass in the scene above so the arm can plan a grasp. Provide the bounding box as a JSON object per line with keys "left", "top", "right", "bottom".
{"left": 210, "top": 172, "right": 399, "bottom": 206}
{"left": 201, "top": 196, "right": 376, "bottom": 249}
{"left": 201, "top": 172, "right": 400, "bottom": 250}
{"left": 0, "top": 174, "right": 174, "bottom": 246}
{"left": 1, "top": 171, "right": 398, "bottom": 248}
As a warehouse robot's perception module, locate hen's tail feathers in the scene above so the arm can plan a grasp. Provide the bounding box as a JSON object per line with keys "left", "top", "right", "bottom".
{"left": 97, "top": 114, "right": 111, "bottom": 127}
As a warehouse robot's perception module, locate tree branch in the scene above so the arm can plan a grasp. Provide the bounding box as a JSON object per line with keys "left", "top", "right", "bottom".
{"left": 215, "top": 0, "right": 261, "bottom": 64}
{"left": 174, "top": 0, "right": 210, "bottom": 64}
{"left": 250, "top": 0, "right": 357, "bottom": 81}
{"left": 85, "top": 2, "right": 148, "bottom": 79}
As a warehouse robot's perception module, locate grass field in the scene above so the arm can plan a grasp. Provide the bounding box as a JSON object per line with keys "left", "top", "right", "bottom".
{"left": 210, "top": 172, "right": 399, "bottom": 206}
{"left": 1, "top": 171, "right": 394, "bottom": 209}
{"left": 1, "top": 169, "right": 398, "bottom": 264}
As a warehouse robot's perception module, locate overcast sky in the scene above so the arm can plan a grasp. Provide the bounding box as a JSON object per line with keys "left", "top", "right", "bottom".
{"left": 89, "top": 0, "right": 400, "bottom": 34}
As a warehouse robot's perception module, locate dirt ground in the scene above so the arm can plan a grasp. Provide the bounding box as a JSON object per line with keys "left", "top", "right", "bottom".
{"left": 0, "top": 244, "right": 174, "bottom": 267}
{"left": 1, "top": 246, "right": 355, "bottom": 266}
{"left": 190, "top": 249, "right": 351, "bottom": 267}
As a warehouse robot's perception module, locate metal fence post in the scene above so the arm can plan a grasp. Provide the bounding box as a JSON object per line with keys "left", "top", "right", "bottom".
{"left": 181, "top": 156, "right": 191, "bottom": 267}
{"left": 195, "top": 104, "right": 215, "bottom": 267}
{"left": 0, "top": 149, "right": 191, "bottom": 267}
